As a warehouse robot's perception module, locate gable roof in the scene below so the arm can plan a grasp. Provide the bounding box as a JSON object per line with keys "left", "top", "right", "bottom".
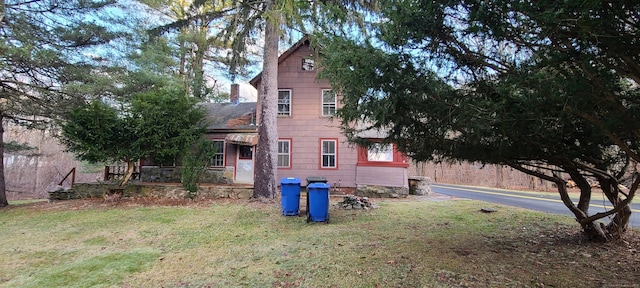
{"left": 200, "top": 102, "right": 257, "bottom": 131}
{"left": 249, "top": 37, "right": 311, "bottom": 88}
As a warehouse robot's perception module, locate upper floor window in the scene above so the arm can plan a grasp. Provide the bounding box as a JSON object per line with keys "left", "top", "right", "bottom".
{"left": 211, "top": 140, "right": 225, "bottom": 167}
{"left": 320, "top": 139, "right": 337, "bottom": 169}
{"left": 322, "top": 89, "right": 337, "bottom": 116}
{"left": 302, "top": 58, "right": 315, "bottom": 71}
{"left": 277, "top": 139, "right": 291, "bottom": 168}
{"left": 278, "top": 90, "right": 291, "bottom": 116}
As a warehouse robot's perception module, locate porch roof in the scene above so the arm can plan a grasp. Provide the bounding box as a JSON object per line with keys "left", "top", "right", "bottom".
{"left": 225, "top": 133, "right": 258, "bottom": 146}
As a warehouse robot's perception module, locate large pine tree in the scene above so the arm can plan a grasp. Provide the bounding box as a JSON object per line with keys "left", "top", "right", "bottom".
{"left": 318, "top": 0, "right": 640, "bottom": 241}
{"left": 0, "top": 0, "right": 124, "bottom": 206}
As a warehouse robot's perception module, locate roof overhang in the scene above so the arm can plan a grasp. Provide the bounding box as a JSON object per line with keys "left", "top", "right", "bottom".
{"left": 225, "top": 133, "right": 258, "bottom": 146}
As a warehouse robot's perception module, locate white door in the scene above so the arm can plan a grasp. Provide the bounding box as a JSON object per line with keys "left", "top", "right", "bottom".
{"left": 235, "top": 145, "right": 254, "bottom": 184}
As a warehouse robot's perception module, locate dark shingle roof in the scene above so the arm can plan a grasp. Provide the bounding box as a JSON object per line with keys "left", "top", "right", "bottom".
{"left": 200, "top": 102, "right": 257, "bottom": 131}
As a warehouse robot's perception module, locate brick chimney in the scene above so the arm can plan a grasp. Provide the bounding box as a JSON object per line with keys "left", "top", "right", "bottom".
{"left": 230, "top": 83, "right": 240, "bottom": 105}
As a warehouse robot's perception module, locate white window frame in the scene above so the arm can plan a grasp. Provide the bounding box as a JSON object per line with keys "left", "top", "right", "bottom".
{"left": 278, "top": 89, "right": 292, "bottom": 116}
{"left": 367, "top": 143, "right": 393, "bottom": 162}
{"left": 321, "top": 139, "right": 337, "bottom": 169}
{"left": 302, "top": 58, "right": 315, "bottom": 71}
{"left": 211, "top": 140, "right": 225, "bottom": 167}
{"left": 277, "top": 139, "right": 291, "bottom": 168}
{"left": 321, "top": 89, "right": 337, "bottom": 116}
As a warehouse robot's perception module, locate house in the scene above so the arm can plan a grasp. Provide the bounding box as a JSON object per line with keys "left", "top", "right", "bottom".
{"left": 139, "top": 84, "right": 258, "bottom": 185}
{"left": 139, "top": 38, "right": 409, "bottom": 196}
{"left": 249, "top": 38, "right": 409, "bottom": 196}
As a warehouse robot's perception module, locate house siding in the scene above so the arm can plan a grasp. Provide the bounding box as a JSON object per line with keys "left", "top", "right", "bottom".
{"left": 255, "top": 43, "right": 360, "bottom": 187}
{"left": 253, "top": 40, "right": 407, "bottom": 190}
{"left": 356, "top": 166, "right": 409, "bottom": 188}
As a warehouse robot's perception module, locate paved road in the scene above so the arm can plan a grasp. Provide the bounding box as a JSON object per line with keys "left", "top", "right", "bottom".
{"left": 431, "top": 183, "right": 640, "bottom": 228}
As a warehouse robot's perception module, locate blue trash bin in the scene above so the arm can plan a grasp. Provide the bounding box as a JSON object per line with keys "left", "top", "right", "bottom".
{"left": 305, "top": 176, "right": 328, "bottom": 217}
{"left": 307, "top": 182, "right": 330, "bottom": 223}
{"left": 280, "top": 177, "right": 301, "bottom": 216}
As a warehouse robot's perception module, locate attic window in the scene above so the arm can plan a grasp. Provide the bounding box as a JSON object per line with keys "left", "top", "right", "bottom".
{"left": 302, "top": 58, "right": 315, "bottom": 71}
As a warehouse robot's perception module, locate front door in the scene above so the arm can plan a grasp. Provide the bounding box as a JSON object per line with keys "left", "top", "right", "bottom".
{"left": 235, "top": 145, "right": 254, "bottom": 184}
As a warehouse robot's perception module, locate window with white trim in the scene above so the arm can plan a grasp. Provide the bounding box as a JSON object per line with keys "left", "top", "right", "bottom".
{"left": 278, "top": 90, "right": 291, "bottom": 116}
{"left": 277, "top": 139, "right": 291, "bottom": 168}
{"left": 321, "top": 139, "right": 337, "bottom": 168}
{"left": 322, "top": 89, "right": 336, "bottom": 116}
{"left": 211, "top": 140, "right": 225, "bottom": 167}
{"left": 239, "top": 145, "right": 253, "bottom": 159}
{"left": 367, "top": 143, "right": 393, "bottom": 162}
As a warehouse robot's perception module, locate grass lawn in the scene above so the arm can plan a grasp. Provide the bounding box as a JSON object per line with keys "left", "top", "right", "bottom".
{"left": 1, "top": 196, "right": 638, "bottom": 287}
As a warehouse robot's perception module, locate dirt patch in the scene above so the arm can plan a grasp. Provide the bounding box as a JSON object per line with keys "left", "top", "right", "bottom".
{"left": 439, "top": 224, "right": 640, "bottom": 287}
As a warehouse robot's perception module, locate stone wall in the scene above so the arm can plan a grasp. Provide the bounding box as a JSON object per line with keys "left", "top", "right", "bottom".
{"left": 355, "top": 185, "right": 409, "bottom": 198}
{"left": 59, "top": 183, "right": 253, "bottom": 200}
{"left": 408, "top": 176, "right": 431, "bottom": 195}
{"left": 140, "top": 167, "right": 234, "bottom": 184}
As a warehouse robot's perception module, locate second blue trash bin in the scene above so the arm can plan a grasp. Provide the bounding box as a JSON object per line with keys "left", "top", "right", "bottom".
{"left": 307, "top": 182, "right": 330, "bottom": 223}
{"left": 280, "top": 177, "right": 301, "bottom": 216}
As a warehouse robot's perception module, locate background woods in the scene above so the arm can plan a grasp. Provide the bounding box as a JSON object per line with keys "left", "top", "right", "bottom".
{"left": 3, "top": 123, "right": 101, "bottom": 200}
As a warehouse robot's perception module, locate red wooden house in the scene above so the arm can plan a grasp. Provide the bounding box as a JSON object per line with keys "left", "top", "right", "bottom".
{"left": 140, "top": 38, "right": 409, "bottom": 196}
{"left": 249, "top": 38, "right": 409, "bottom": 195}
{"left": 139, "top": 84, "right": 258, "bottom": 184}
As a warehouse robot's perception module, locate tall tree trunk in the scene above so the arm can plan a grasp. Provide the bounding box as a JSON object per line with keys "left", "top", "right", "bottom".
{"left": 192, "top": 42, "right": 206, "bottom": 99}
{"left": 495, "top": 165, "right": 503, "bottom": 188}
{"left": 253, "top": 3, "right": 279, "bottom": 199}
{"left": 0, "top": 0, "right": 5, "bottom": 24}
{"left": 0, "top": 115, "right": 7, "bottom": 206}
{"left": 0, "top": 0, "right": 10, "bottom": 203}
{"left": 192, "top": 25, "right": 208, "bottom": 100}
{"left": 179, "top": 28, "right": 189, "bottom": 96}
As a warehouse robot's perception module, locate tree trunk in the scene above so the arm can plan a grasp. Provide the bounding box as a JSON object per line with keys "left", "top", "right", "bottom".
{"left": 567, "top": 174, "right": 634, "bottom": 241}
{"left": 119, "top": 160, "right": 135, "bottom": 188}
{"left": 506, "top": 162, "right": 633, "bottom": 242}
{"left": 568, "top": 169, "right": 591, "bottom": 214}
{"left": 179, "top": 28, "right": 189, "bottom": 96}
{"left": 253, "top": 3, "right": 279, "bottom": 199}
{"left": 0, "top": 115, "right": 7, "bottom": 206}
{"left": 495, "top": 165, "right": 503, "bottom": 189}
{"left": 605, "top": 204, "right": 632, "bottom": 239}
{"left": 0, "top": 0, "right": 5, "bottom": 24}
{"left": 554, "top": 177, "right": 608, "bottom": 241}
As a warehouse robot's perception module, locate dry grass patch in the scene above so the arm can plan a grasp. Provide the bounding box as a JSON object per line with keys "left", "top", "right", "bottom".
{"left": 1, "top": 197, "right": 638, "bottom": 287}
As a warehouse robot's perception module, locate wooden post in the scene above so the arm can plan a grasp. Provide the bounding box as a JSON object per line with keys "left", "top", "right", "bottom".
{"left": 70, "top": 167, "right": 76, "bottom": 188}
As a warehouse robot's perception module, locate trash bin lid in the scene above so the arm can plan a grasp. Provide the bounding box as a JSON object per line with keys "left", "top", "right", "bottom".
{"left": 308, "top": 182, "right": 330, "bottom": 189}
{"left": 280, "top": 177, "right": 301, "bottom": 185}
{"left": 305, "top": 176, "right": 327, "bottom": 184}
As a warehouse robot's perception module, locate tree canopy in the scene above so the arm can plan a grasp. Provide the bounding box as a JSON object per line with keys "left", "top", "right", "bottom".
{"left": 0, "top": 0, "right": 127, "bottom": 206}
{"left": 59, "top": 87, "right": 207, "bottom": 187}
{"left": 317, "top": 0, "right": 640, "bottom": 241}
{"left": 147, "top": 0, "right": 380, "bottom": 198}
